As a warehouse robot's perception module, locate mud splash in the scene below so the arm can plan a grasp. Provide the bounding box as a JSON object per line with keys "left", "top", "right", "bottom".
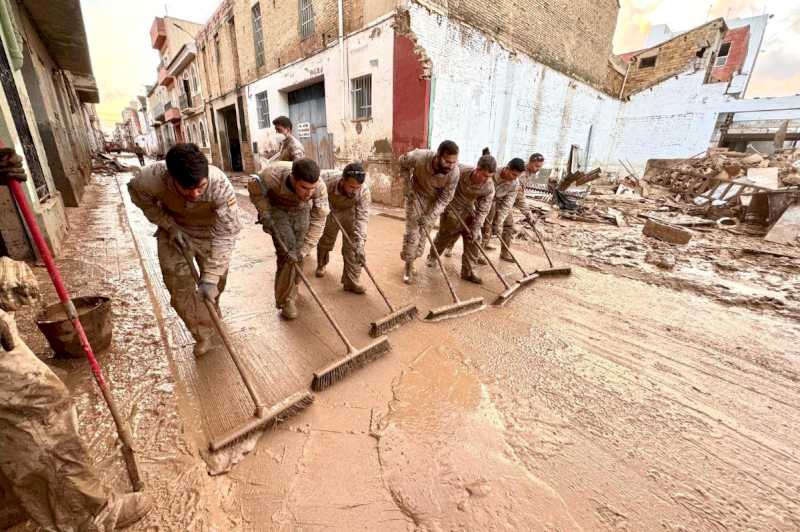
{"left": 375, "top": 346, "right": 581, "bottom": 530}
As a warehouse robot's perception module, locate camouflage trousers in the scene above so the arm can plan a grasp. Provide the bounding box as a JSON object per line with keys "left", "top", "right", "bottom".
{"left": 431, "top": 210, "right": 482, "bottom": 278}
{"left": 157, "top": 233, "right": 227, "bottom": 343}
{"left": 270, "top": 208, "right": 311, "bottom": 308}
{"left": 317, "top": 209, "right": 363, "bottom": 288}
{"left": 0, "top": 311, "right": 110, "bottom": 531}
{"left": 482, "top": 203, "right": 516, "bottom": 246}
{"left": 401, "top": 194, "right": 437, "bottom": 263}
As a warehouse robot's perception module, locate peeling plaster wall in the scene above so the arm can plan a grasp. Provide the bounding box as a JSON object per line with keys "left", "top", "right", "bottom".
{"left": 244, "top": 17, "right": 395, "bottom": 202}
{"left": 408, "top": 4, "right": 621, "bottom": 172}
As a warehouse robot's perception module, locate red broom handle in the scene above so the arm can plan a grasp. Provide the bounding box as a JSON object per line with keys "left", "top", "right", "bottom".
{"left": 7, "top": 179, "right": 144, "bottom": 491}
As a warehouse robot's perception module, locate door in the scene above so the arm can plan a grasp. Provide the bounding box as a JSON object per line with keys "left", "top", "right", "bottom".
{"left": 217, "top": 105, "right": 243, "bottom": 172}
{"left": 288, "top": 82, "right": 334, "bottom": 168}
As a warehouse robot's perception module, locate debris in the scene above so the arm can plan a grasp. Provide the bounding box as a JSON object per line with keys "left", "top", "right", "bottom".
{"left": 764, "top": 203, "right": 800, "bottom": 245}
{"left": 740, "top": 153, "right": 763, "bottom": 165}
{"left": 744, "top": 168, "right": 780, "bottom": 190}
{"left": 642, "top": 219, "right": 692, "bottom": 245}
{"left": 644, "top": 250, "right": 676, "bottom": 270}
{"left": 640, "top": 213, "right": 715, "bottom": 227}
{"left": 716, "top": 217, "right": 740, "bottom": 228}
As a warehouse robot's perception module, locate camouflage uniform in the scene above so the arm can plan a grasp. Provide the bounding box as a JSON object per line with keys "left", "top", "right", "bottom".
{"left": 248, "top": 163, "right": 329, "bottom": 308}
{"left": 317, "top": 170, "right": 371, "bottom": 289}
{"left": 430, "top": 165, "right": 495, "bottom": 278}
{"left": 277, "top": 134, "right": 305, "bottom": 162}
{"left": 482, "top": 170, "right": 523, "bottom": 245}
{"left": 128, "top": 162, "right": 241, "bottom": 344}
{"left": 398, "top": 149, "right": 459, "bottom": 262}
{"left": 0, "top": 258, "right": 127, "bottom": 531}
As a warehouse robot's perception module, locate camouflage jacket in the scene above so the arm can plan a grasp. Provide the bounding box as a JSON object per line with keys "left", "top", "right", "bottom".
{"left": 322, "top": 170, "right": 371, "bottom": 246}
{"left": 491, "top": 169, "right": 521, "bottom": 230}
{"left": 447, "top": 165, "right": 495, "bottom": 229}
{"left": 277, "top": 134, "right": 305, "bottom": 162}
{"left": 128, "top": 162, "right": 241, "bottom": 283}
{"left": 248, "top": 163, "right": 330, "bottom": 253}
{"left": 399, "top": 149, "right": 459, "bottom": 221}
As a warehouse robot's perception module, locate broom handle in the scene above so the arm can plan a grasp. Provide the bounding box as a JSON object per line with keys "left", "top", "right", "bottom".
{"left": 493, "top": 234, "right": 528, "bottom": 277}
{"left": 272, "top": 232, "right": 356, "bottom": 352}
{"left": 7, "top": 180, "right": 144, "bottom": 492}
{"left": 328, "top": 212, "right": 395, "bottom": 313}
{"left": 177, "top": 244, "right": 268, "bottom": 416}
{"left": 413, "top": 198, "right": 460, "bottom": 303}
{"left": 524, "top": 213, "right": 554, "bottom": 268}
{"left": 451, "top": 210, "right": 510, "bottom": 289}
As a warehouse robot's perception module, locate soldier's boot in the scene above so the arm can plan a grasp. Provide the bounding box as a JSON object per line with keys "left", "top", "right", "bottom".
{"left": 316, "top": 250, "right": 329, "bottom": 278}
{"left": 483, "top": 239, "right": 496, "bottom": 251}
{"left": 95, "top": 492, "right": 153, "bottom": 530}
{"left": 461, "top": 272, "right": 483, "bottom": 284}
{"left": 402, "top": 262, "right": 415, "bottom": 285}
{"left": 476, "top": 254, "right": 487, "bottom": 265}
{"left": 281, "top": 298, "right": 299, "bottom": 320}
{"left": 426, "top": 253, "right": 437, "bottom": 268}
{"left": 500, "top": 248, "right": 515, "bottom": 263}
{"left": 343, "top": 282, "right": 367, "bottom": 295}
{"left": 193, "top": 334, "right": 219, "bottom": 358}
{"left": 315, "top": 265, "right": 326, "bottom": 278}
{"left": 444, "top": 246, "right": 454, "bottom": 258}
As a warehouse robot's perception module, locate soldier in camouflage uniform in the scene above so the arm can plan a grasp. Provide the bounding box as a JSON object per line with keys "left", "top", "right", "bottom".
{"left": 398, "top": 140, "right": 460, "bottom": 284}
{"left": 481, "top": 158, "right": 526, "bottom": 262}
{"left": 271, "top": 116, "right": 306, "bottom": 162}
{"left": 248, "top": 159, "right": 329, "bottom": 320}
{"left": 427, "top": 152, "right": 496, "bottom": 284}
{"left": 315, "top": 162, "right": 371, "bottom": 294}
{"left": 498, "top": 153, "right": 544, "bottom": 254}
{"left": 128, "top": 143, "right": 241, "bottom": 357}
{"left": 0, "top": 147, "right": 151, "bottom": 531}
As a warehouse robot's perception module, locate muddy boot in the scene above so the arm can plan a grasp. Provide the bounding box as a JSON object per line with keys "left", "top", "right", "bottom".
{"left": 281, "top": 299, "right": 298, "bottom": 320}
{"left": 476, "top": 256, "right": 487, "bottom": 266}
{"left": 444, "top": 246, "right": 453, "bottom": 258}
{"left": 343, "top": 282, "right": 367, "bottom": 294}
{"left": 94, "top": 492, "right": 153, "bottom": 530}
{"left": 426, "top": 254, "right": 437, "bottom": 268}
{"left": 193, "top": 335, "right": 218, "bottom": 358}
{"left": 315, "top": 264, "right": 326, "bottom": 278}
{"left": 500, "top": 249, "right": 515, "bottom": 263}
{"left": 402, "top": 262, "right": 415, "bottom": 285}
{"left": 483, "top": 240, "right": 496, "bottom": 251}
{"left": 461, "top": 272, "right": 483, "bottom": 284}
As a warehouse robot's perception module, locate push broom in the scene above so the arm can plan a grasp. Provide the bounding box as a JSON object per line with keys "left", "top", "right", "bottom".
{"left": 451, "top": 210, "right": 530, "bottom": 307}
{"left": 177, "top": 244, "right": 313, "bottom": 452}
{"left": 6, "top": 178, "right": 144, "bottom": 491}
{"left": 270, "top": 232, "right": 391, "bottom": 392}
{"left": 413, "top": 200, "right": 484, "bottom": 321}
{"left": 524, "top": 213, "right": 572, "bottom": 276}
{"left": 328, "top": 212, "right": 418, "bottom": 337}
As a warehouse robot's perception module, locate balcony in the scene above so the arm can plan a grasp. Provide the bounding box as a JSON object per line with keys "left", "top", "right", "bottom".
{"left": 165, "top": 103, "right": 181, "bottom": 123}
{"left": 158, "top": 67, "right": 174, "bottom": 87}
{"left": 152, "top": 102, "right": 166, "bottom": 123}
{"left": 150, "top": 17, "right": 166, "bottom": 50}
{"left": 179, "top": 92, "right": 198, "bottom": 114}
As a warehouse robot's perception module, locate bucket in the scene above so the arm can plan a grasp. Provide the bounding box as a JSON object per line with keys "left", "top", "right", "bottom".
{"left": 36, "top": 296, "right": 113, "bottom": 358}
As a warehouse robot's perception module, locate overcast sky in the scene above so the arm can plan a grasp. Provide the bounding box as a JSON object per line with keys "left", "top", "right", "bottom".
{"left": 83, "top": 0, "right": 800, "bottom": 130}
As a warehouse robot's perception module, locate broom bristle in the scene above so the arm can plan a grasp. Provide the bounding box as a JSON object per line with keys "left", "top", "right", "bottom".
{"left": 369, "top": 304, "right": 418, "bottom": 337}
{"left": 424, "top": 298, "right": 484, "bottom": 321}
{"left": 209, "top": 391, "right": 315, "bottom": 451}
{"left": 311, "top": 337, "right": 391, "bottom": 391}
{"left": 536, "top": 267, "right": 572, "bottom": 277}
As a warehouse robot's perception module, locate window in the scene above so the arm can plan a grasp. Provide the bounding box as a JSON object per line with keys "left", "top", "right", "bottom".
{"left": 299, "top": 0, "right": 314, "bottom": 40}
{"left": 214, "top": 33, "right": 221, "bottom": 65}
{"left": 351, "top": 74, "right": 372, "bottom": 120}
{"left": 715, "top": 42, "right": 731, "bottom": 67}
{"left": 199, "top": 120, "right": 208, "bottom": 146}
{"left": 639, "top": 56, "right": 657, "bottom": 69}
{"left": 186, "top": 124, "right": 193, "bottom": 143}
{"left": 256, "top": 90, "right": 270, "bottom": 128}
{"left": 252, "top": 3, "right": 265, "bottom": 68}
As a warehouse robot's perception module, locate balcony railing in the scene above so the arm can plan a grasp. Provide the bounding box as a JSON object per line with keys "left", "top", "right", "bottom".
{"left": 165, "top": 102, "right": 181, "bottom": 123}
{"left": 179, "top": 93, "right": 194, "bottom": 112}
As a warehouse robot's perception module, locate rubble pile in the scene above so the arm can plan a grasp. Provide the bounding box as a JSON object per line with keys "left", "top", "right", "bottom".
{"left": 646, "top": 148, "right": 800, "bottom": 195}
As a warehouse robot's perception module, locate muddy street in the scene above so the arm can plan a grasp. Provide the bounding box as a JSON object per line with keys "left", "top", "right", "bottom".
{"left": 11, "top": 163, "right": 798, "bottom": 530}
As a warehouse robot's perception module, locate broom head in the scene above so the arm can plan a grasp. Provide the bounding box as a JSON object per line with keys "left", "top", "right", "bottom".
{"left": 311, "top": 336, "right": 391, "bottom": 391}
{"left": 425, "top": 297, "right": 484, "bottom": 321}
{"left": 536, "top": 266, "right": 572, "bottom": 277}
{"left": 369, "top": 303, "right": 418, "bottom": 337}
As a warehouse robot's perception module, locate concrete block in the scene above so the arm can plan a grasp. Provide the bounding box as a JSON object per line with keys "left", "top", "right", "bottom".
{"left": 642, "top": 219, "right": 692, "bottom": 244}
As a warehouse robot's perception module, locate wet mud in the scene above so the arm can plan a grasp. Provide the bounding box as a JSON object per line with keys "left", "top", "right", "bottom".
{"left": 10, "top": 161, "right": 799, "bottom": 530}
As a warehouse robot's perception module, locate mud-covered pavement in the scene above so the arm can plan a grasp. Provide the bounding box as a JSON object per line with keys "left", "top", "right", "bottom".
{"left": 12, "top": 162, "right": 800, "bottom": 530}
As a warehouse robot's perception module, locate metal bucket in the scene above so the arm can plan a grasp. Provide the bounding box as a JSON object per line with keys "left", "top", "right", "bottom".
{"left": 36, "top": 296, "right": 113, "bottom": 358}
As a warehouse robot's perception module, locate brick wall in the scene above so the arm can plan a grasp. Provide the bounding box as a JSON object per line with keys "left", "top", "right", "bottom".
{"left": 710, "top": 26, "right": 749, "bottom": 83}
{"left": 417, "top": 0, "right": 619, "bottom": 91}
{"left": 621, "top": 19, "right": 725, "bottom": 99}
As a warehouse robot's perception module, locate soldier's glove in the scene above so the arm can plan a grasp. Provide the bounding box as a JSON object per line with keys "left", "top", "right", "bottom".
{"left": 353, "top": 243, "right": 367, "bottom": 265}
{"left": 168, "top": 226, "right": 190, "bottom": 251}
{"left": 491, "top": 225, "right": 503, "bottom": 238}
{"left": 287, "top": 249, "right": 303, "bottom": 264}
{"left": 469, "top": 226, "right": 482, "bottom": 243}
{"left": 417, "top": 215, "right": 432, "bottom": 230}
{"left": 259, "top": 212, "right": 275, "bottom": 235}
{"left": 198, "top": 282, "right": 219, "bottom": 302}
{"left": 0, "top": 318, "right": 15, "bottom": 351}
{"left": 0, "top": 148, "right": 27, "bottom": 185}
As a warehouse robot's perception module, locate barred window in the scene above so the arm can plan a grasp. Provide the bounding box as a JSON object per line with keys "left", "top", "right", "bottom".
{"left": 299, "top": 0, "right": 314, "bottom": 40}
{"left": 252, "top": 3, "right": 265, "bottom": 68}
{"left": 351, "top": 75, "right": 372, "bottom": 120}
{"left": 256, "top": 91, "right": 270, "bottom": 129}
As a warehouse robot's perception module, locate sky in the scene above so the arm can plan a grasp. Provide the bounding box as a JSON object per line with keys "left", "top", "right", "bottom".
{"left": 83, "top": 0, "right": 800, "bottom": 130}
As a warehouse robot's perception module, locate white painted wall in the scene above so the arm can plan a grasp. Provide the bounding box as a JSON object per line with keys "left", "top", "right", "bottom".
{"left": 409, "top": 3, "right": 621, "bottom": 172}
{"left": 244, "top": 16, "right": 395, "bottom": 170}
